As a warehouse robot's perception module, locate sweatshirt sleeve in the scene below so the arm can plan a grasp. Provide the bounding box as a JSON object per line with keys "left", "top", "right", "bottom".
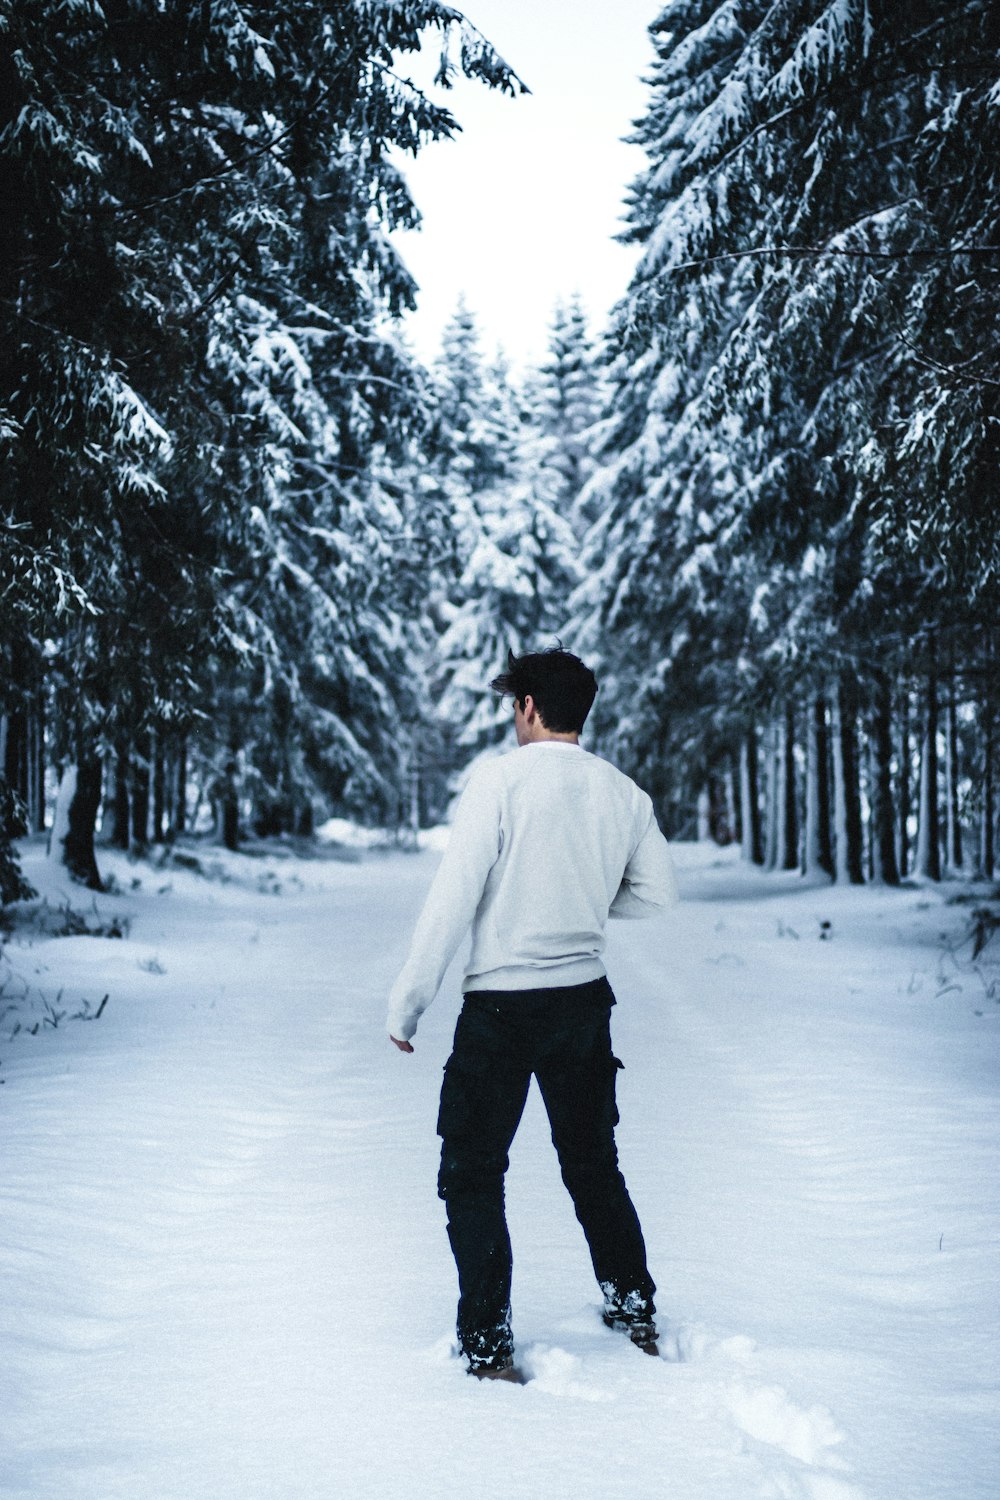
{"left": 609, "top": 803, "right": 680, "bottom": 919}
{"left": 387, "top": 767, "right": 503, "bottom": 1041}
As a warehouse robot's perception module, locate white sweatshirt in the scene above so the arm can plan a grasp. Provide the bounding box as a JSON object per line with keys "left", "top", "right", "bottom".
{"left": 387, "top": 741, "right": 679, "bottom": 1042}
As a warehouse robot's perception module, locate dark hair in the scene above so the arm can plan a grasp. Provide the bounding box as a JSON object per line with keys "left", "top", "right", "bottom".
{"left": 489, "top": 647, "right": 598, "bottom": 734}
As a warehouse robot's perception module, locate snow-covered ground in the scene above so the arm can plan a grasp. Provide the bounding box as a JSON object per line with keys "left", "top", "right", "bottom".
{"left": 1, "top": 837, "right": 997, "bottom": 1500}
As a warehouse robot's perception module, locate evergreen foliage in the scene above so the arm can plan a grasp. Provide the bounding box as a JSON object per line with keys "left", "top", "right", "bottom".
{"left": 4, "top": 0, "right": 995, "bottom": 889}
{"left": 574, "top": 0, "right": 1000, "bottom": 872}
{"left": 431, "top": 305, "right": 582, "bottom": 754}
{"left": 1, "top": 0, "right": 524, "bottom": 873}
{"left": 531, "top": 295, "right": 605, "bottom": 529}
{"left": 0, "top": 779, "right": 35, "bottom": 906}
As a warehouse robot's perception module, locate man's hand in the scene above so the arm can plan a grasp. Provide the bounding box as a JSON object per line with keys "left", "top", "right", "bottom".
{"left": 390, "top": 1035, "right": 414, "bottom": 1054}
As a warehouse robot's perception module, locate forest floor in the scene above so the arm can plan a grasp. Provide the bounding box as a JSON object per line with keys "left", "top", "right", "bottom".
{"left": 1, "top": 834, "right": 998, "bottom": 1500}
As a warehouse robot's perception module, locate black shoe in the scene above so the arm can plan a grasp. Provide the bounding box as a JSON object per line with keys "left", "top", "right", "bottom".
{"left": 602, "top": 1310, "right": 660, "bottom": 1357}
{"left": 468, "top": 1355, "right": 528, "bottom": 1384}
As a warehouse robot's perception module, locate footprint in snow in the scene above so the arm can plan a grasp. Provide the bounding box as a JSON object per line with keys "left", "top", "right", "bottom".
{"left": 727, "top": 1382, "right": 867, "bottom": 1499}
{"left": 519, "top": 1343, "right": 609, "bottom": 1401}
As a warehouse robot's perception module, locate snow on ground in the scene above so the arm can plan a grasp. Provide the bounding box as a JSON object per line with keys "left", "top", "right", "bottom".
{"left": 1, "top": 837, "right": 997, "bottom": 1500}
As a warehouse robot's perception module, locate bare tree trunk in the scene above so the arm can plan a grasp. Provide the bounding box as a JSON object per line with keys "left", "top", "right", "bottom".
{"left": 28, "top": 696, "right": 45, "bottom": 833}
{"left": 104, "top": 740, "right": 131, "bottom": 849}
{"left": 869, "top": 673, "right": 900, "bottom": 886}
{"left": 52, "top": 756, "right": 104, "bottom": 890}
{"left": 3, "top": 705, "right": 26, "bottom": 804}
{"left": 896, "top": 685, "right": 911, "bottom": 879}
{"left": 781, "top": 702, "right": 798, "bottom": 870}
{"left": 739, "top": 729, "right": 764, "bottom": 865}
{"left": 130, "top": 731, "right": 150, "bottom": 853}
{"left": 723, "top": 760, "right": 738, "bottom": 846}
{"left": 773, "top": 715, "right": 790, "bottom": 870}
{"left": 764, "top": 721, "right": 779, "bottom": 871}
{"left": 403, "top": 741, "right": 421, "bottom": 848}
{"left": 831, "top": 685, "right": 864, "bottom": 884}
{"left": 915, "top": 673, "right": 941, "bottom": 881}
{"left": 220, "top": 769, "right": 239, "bottom": 850}
{"left": 189, "top": 767, "right": 207, "bottom": 837}
{"left": 803, "top": 694, "right": 833, "bottom": 877}
{"left": 217, "top": 717, "right": 240, "bottom": 851}
{"left": 700, "top": 770, "right": 732, "bottom": 845}
{"left": 151, "top": 728, "right": 166, "bottom": 844}
{"left": 697, "top": 785, "right": 711, "bottom": 842}
{"left": 25, "top": 706, "right": 40, "bottom": 834}
{"left": 173, "top": 735, "right": 187, "bottom": 836}
{"left": 978, "top": 702, "right": 995, "bottom": 880}
{"left": 35, "top": 696, "right": 46, "bottom": 833}
{"left": 945, "top": 681, "right": 963, "bottom": 872}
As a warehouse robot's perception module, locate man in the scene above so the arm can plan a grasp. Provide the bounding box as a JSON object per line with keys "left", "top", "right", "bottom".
{"left": 388, "top": 647, "right": 678, "bottom": 1382}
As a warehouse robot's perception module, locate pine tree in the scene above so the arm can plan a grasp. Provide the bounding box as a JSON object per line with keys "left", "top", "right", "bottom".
{"left": 1, "top": 1, "right": 525, "bottom": 872}
{"left": 432, "top": 309, "right": 581, "bottom": 753}
{"left": 531, "top": 296, "right": 604, "bottom": 529}
{"left": 573, "top": 0, "right": 1000, "bottom": 868}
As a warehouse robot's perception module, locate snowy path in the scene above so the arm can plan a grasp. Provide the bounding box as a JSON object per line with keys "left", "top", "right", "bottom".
{"left": 1, "top": 842, "right": 998, "bottom": 1500}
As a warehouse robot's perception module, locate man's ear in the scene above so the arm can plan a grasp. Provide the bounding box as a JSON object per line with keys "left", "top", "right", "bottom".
{"left": 522, "top": 693, "right": 536, "bottom": 722}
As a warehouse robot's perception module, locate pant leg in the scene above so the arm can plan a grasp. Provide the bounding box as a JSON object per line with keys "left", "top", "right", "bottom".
{"left": 437, "top": 996, "right": 531, "bottom": 1367}
{"left": 533, "top": 993, "right": 656, "bottom": 1321}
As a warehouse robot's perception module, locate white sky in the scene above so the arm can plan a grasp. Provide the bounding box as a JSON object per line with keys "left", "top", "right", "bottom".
{"left": 390, "top": 1, "right": 660, "bottom": 368}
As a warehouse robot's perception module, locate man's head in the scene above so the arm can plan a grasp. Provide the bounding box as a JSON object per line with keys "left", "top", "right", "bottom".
{"left": 489, "top": 648, "right": 598, "bottom": 738}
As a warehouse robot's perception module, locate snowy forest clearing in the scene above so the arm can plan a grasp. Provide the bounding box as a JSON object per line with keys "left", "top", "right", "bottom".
{"left": 1, "top": 840, "right": 997, "bottom": 1500}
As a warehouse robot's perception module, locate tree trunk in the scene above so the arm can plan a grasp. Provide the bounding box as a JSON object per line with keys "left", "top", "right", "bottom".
{"left": 724, "top": 760, "right": 738, "bottom": 846}
{"left": 978, "top": 703, "right": 995, "bottom": 880}
{"left": 151, "top": 729, "right": 166, "bottom": 844}
{"left": 772, "top": 715, "right": 790, "bottom": 870}
{"left": 764, "top": 721, "right": 779, "bottom": 871}
{"left": 739, "top": 729, "right": 764, "bottom": 865}
{"left": 803, "top": 694, "right": 833, "bottom": 877}
{"left": 116, "top": 744, "right": 131, "bottom": 848}
{"left": 217, "top": 718, "right": 240, "bottom": 851}
{"left": 697, "top": 785, "right": 711, "bottom": 842}
{"left": 831, "top": 685, "right": 864, "bottom": 884}
{"left": 896, "top": 685, "right": 911, "bottom": 879}
{"left": 704, "top": 770, "right": 731, "bottom": 844}
{"left": 220, "top": 771, "right": 239, "bottom": 851}
{"left": 730, "top": 751, "right": 743, "bottom": 848}
{"left": 28, "top": 697, "right": 45, "bottom": 833}
{"left": 103, "top": 739, "right": 131, "bottom": 849}
{"left": 408, "top": 743, "right": 421, "bottom": 845}
{"left": 25, "top": 708, "right": 40, "bottom": 834}
{"left": 3, "top": 705, "right": 27, "bottom": 805}
{"left": 130, "top": 731, "right": 150, "bottom": 852}
{"left": 189, "top": 768, "right": 206, "bottom": 837}
{"left": 52, "top": 758, "right": 104, "bottom": 890}
{"left": 869, "top": 673, "right": 900, "bottom": 886}
{"left": 172, "top": 735, "right": 187, "bottom": 837}
{"left": 780, "top": 702, "right": 798, "bottom": 870}
{"left": 915, "top": 674, "right": 941, "bottom": 880}
{"left": 35, "top": 698, "right": 46, "bottom": 833}
{"left": 945, "top": 683, "right": 963, "bottom": 872}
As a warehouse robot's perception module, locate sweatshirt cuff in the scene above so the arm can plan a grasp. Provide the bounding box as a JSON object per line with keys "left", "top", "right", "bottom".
{"left": 387, "top": 1006, "right": 417, "bottom": 1043}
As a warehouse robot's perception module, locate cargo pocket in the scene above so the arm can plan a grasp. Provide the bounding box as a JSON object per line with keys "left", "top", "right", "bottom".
{"left": 436, "top": 1056, "right": 478, "bottom": 1139}
{"left": 606, "top": 1055, "right": 625, "bottom": 1130}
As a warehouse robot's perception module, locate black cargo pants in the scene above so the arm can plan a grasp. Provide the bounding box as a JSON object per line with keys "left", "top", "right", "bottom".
{"left": 436, "top": 975, "right": 656, "bottom": 1370}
